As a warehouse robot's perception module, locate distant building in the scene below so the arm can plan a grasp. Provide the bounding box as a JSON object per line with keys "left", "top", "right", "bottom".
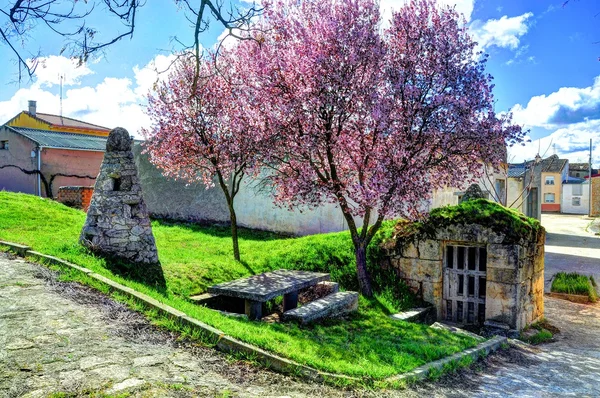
{"left": 562, "top": 179, "right": 589, "bottom": 215}
{"left": 540, "top": 155, "right": 569, "bottom": 213}
{"left": 0, "top": 100, "right": 109, "bottom": 198}
{"left": 506, "top": 154, "right": 571, "bottom": 217}
{"left": 568, "top": 163, "right": 597, "bottom": 179}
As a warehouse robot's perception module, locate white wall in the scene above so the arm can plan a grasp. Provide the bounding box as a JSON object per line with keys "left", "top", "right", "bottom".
{"left": 429, "top": 164, "right": 505, "bottom": 209}
{"left": 506, "top": 177, "right": 525, "bottom": 213}
{"left": 562, "top": 182, "right": 589, "bottom": 215}
{"left": 135, "top": 143, "right": 502, "bottom": 235}
{"left": 234, "top": 181, "right": 364, "bottom": 235}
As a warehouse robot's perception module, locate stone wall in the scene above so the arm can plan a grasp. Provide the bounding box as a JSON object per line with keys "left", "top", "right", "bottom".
{"left": 57, "top": 186, "right": 94, "bottom": 211}
{"left": 592, "top": 177, "right": 600, "bottom": 217}
{"left": 385, "top": 223, "right": 545, "bottom": 330}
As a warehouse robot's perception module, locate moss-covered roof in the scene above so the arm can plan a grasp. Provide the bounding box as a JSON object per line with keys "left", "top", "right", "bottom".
{"left": 379, "top": 199, "right": 542, "bottom": 247}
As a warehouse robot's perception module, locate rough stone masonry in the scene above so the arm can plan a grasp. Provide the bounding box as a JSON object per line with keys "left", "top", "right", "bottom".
{"left": 80, "top": 128, "right": 160, "bottom": 267}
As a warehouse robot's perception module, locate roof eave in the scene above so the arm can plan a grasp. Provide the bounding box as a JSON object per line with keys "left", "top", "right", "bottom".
{"left": 4, "top": 125, "right": 42, "bottom": 145}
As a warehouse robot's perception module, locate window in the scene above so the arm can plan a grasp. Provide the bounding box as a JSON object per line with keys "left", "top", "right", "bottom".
{"left": 572, "top": 184, "right": 583, "bottom": 195}
{"left": 0, "top": 140, "right": 7, "bottom": 150}
{"left": 573, "top": 197, "right": 581, "bottom": 206}
{"left": 545, "top": 193, "right": 555, "bottom": 203}
{"left": 545, "top": 176, "right": 555, "bottom": 185}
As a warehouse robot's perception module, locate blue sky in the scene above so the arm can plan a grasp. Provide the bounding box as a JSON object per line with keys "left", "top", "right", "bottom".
{"left": 1, "top": 0, "right": 599, "bottom": 164}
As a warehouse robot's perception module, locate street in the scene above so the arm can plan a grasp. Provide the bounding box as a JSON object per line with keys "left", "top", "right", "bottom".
{"left": 542, "top": 213, "right": 600, "bottom": 290}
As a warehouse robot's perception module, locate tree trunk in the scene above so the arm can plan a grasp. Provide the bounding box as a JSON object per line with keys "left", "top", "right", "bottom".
{"left": 228, "top": 204, "right": 241, "bottom": 262}
{"left": 354, "top": 242, "right": 373, "bottom": 297}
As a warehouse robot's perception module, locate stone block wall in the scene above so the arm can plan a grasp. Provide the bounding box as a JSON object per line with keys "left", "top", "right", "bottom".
{"left": 385, "top": 223, "right": 545, "bottom": 330}
{"left": 592, "top": 177, "right": 600, "bottom": 217}
{"left": 57, "top": 186, "right": 94, "bottom": 211}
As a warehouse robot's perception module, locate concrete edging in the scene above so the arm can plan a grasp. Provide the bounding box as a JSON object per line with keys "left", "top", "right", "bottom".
{"left": 384, "top": 335, "right": 507, "bottom": 384}
{"left": 548, "top": 292, "right": 593, "bottom": 304}
{"left": 0, "top": 240, "right": 505, "bottom": 385}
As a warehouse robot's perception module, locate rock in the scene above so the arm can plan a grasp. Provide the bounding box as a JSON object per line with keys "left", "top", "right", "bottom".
{"left": 105, "top": 378, "right": 146, "bottom": 395}
{"left": 105, "top": 127, "right": 132, "bottom": 152}
{"left": 461, "top": 183, "right": 486, "bottom": 202}
{"left": 132, "top": 356, "right": 165, "bottom": 368}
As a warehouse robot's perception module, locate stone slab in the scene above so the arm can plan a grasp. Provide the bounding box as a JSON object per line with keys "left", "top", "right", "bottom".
{"left": 282, "top": 291, "right": 358, "bottom": 324}
{"left": 189, "top": 293, "right": 218, "bottom": 303}
{"left": 0, "top": 241, "right": 31, "bottom": 257}
{"left": 431, "top": 322, "right": 485, "bottom": 341}
{"left": 548, "top": 292, "right": 593, "bottom": 304}
{"left": 390, "top": 307, "right": 435, "bottom": 324}
{"left": 208, "top": 269, "right": 330, "bottom": 302}
{"left": 25, "top": 251, "right": 93, "bottom": 275}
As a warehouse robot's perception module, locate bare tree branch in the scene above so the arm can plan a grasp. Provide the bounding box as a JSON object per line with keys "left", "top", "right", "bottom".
{"left": 1, "top": 0, "right": 262, "bottom": 83}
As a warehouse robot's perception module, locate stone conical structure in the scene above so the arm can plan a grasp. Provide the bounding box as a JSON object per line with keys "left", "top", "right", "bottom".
{"left": 80, "top": 128, "right": 159, "bottom": 265}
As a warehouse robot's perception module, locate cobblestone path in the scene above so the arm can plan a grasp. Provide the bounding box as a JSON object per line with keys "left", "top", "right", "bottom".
{"left": 0, "top": 254, "right": 344, "bottom": 398}
{"left": 1, "top": 252, "right": 599, "bottom": 397}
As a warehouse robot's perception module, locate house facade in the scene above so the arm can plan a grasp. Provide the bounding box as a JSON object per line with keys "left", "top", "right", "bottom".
{"left": 561, "top": 181, "right": 589, "bottom": 215}
{"left": 0, "top": 101, "right": 110, "bottom": 198}
{"left": 540, "top": 155, "right": 569, "bottom": 213}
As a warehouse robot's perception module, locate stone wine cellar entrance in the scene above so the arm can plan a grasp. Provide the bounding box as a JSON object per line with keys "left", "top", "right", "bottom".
{"left": 443, "top": 245, "right": 487, "bottom": 326}
{"left": 382, "top": 200, "right": 545, "bottom": 332}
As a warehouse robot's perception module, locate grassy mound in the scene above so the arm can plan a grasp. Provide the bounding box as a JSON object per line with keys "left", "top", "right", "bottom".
{"left": 377, "top": 199, "right": 542, "bottom": 247}
{"left": 0, "top": 191, "right": 477, "bottom": 379}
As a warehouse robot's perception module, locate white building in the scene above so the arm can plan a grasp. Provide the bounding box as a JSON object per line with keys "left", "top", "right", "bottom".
{"left": 561, "top": 181, "right": 589, "bottom": 215}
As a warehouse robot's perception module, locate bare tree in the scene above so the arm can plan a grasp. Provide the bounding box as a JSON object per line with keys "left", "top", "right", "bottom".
{"left": 1, "top": 0, "right": 261, "bottom": 83}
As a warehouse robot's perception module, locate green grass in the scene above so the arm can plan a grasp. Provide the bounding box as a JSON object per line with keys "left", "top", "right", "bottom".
{"left": 0, "top": 192, "right": 478, "bottom": 380}
{"left": 551, "top": 272, "right": 598, "bottom": 302}
{"left": 520, "top": 319, "right": 557, "bottom": 345}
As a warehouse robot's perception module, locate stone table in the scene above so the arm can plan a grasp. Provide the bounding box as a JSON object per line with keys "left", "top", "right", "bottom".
{"left": 208, "top": 270, "right": 330, "bottom": 320}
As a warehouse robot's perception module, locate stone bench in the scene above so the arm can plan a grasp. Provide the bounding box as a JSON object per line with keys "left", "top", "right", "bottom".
{"left": 282, "top": 291, "right": 359, "bottom": 324}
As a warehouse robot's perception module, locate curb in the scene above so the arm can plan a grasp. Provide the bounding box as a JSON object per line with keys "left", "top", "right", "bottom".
{"left": 0, "top": 240, "right": 505, "bottom": 385}
{"left": 383, "top": 335, "right": 507, "bottom": 384}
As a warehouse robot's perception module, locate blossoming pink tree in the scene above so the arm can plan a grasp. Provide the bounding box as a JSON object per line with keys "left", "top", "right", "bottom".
{"left": 142, "top": 54, "right": 260, "bottom": 262}
{"left": 236, "top": 0, "right": 523, "bottom": 295}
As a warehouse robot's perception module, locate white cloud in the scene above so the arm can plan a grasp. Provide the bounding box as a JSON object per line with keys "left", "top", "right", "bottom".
{"left": 0, "top": 54, "right": 176, "bottom": 138}
{"left": 28, "top": 55, "right": 93, "bottom": 87}
{"left": 508, "top": 76, "right": 600, "bottom": 165}
{"left": 470, "top": 12, "right": 533, "bottom": 52}
{"left": 510, "top": 76, "right": 600, "bottom": 129}
{"left": 133, "top": 54, "right": 177, "bottom": 98}
{"left": 508, "top": 120, "right": 600, "bottom": 165}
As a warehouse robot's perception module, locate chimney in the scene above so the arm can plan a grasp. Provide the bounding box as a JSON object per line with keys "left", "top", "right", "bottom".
{"left": 28, "top": 100, "right": 37, "bottom": 116}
